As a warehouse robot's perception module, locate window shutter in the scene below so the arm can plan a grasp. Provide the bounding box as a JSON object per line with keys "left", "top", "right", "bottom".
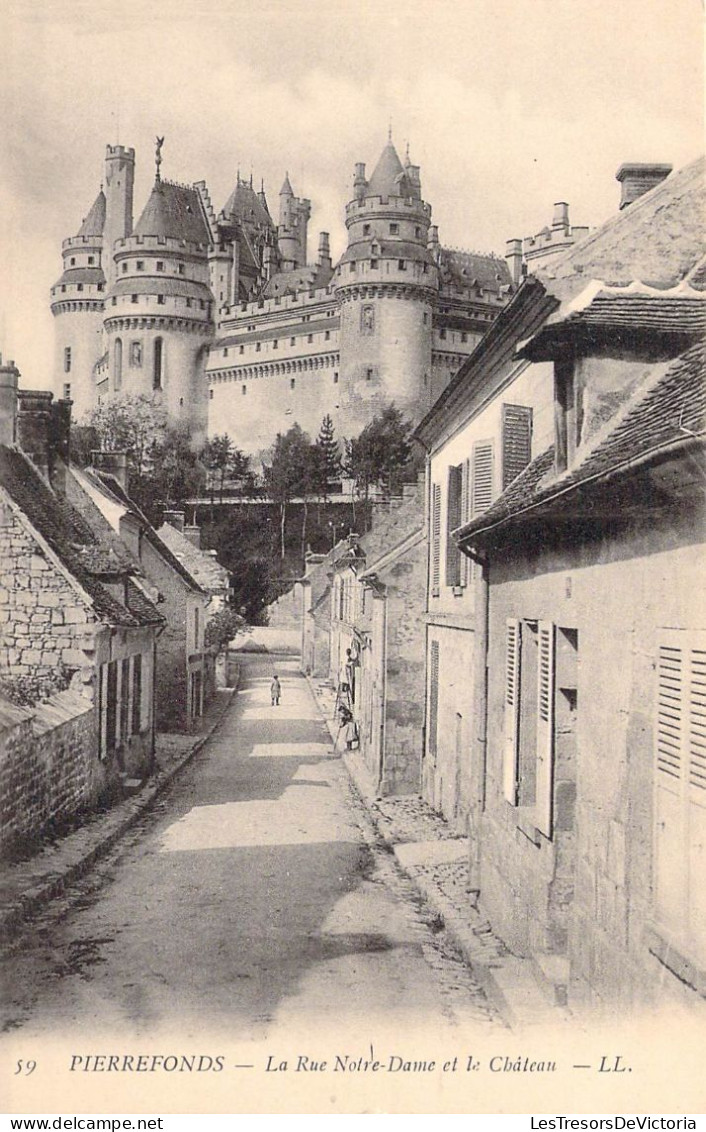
{"left": 428, "top": 640, "right": 440, "bottom": 761}
{"left": 445, "top": 465, "right": 463, "bottom": 587}
{"left": 687, "top": 640, "right": 706, "bottom": 957}
{"left": 535, "top": 620, "right": 556, "bottom": 837}
{"left": 654, "top": 636, "right": 688, "bottom": 930}
{"left": 472, "top": 440, "right": 495, "bottom": 516}
{"left": 460, "top": 458, "right": 471, "bottom": 585}
{"left": 431, "top": 483, "right": 442, "bottom": 596}
{"left": 503, "top": 619, "right": 521, "bottom": 804}
{"left": 502, "top": 403, "right": 533, "bottom": 489}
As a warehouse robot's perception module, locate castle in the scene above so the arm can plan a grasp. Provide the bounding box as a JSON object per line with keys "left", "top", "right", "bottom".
{"left": 51, "top": 136, "right": 533, "bottom": 455}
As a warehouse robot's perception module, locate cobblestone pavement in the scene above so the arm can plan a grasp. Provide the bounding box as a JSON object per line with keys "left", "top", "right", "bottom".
{"left": 0, "top": 658, "right": 500, "bottom": 1049}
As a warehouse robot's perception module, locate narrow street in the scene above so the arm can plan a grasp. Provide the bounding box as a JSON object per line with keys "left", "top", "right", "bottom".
{"left": 0, "top": 658, "right": 497, "bottom": 1047}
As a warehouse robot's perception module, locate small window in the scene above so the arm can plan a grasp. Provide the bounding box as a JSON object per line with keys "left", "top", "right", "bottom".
{"left": 242, "top": 384, "right": 247, "bottom": 395}
{"left": 88, "top": 255, "right": 94, "bottom": 265}
{"left": 224, "top": 348, "right": 229, "bottom": 357}
{"left": 256, "top": 342, "right": 261, "bottom": 352}
{"left": 131, "top": 294, "right": 138, "bottom": 304}
{"left": 157, "top": 295, "right": 165, "bottom": 305}
{"left": 439, "top": 329, "right": 447, "bottom": 340}
{"left": 333, "top": 372, "right": 339, "bottom": 384}
{"left": 112, "top": 296, "right": 117, "bottom": 306}
{"left": 178, "top": 264, "right": 185, "bottom": 275}
{"left": 63, "top": 383, "right": 71, "bottom": 400}
{"left": 273, "top": 339, "right": 278, "bottom": 349}
{"left": 389, "top": 223, "right": 398, "bottom": 235}
{"left": 77, "top": 283, "right": 83, "bottom": 292}
{"left": 61, "top": 285, "right": 66, "bottom": 292}
{"left": 325, "top": 330, "right": 330, "bottom": 340}
{"left": 415, "top": 226, "right": 421, "bottom": 238}
{"left": 70, "top": 257, "right": 76, "bottom": 266}
{"left": 398, "top": 260, "right": 406, "bottom": 271}
{"left": 461, "top": 332, "right": 468, "bottom": 343}
{"left": 209, "top": 389, "right": 214, "bottom": 400}
{"left": 366, "top": 367, "right": 373, "bottom": 381}
{"left": 370, "top": 259, "right": 378, "bottom": 269}
{"left": 290, "top": 378, "right": 296, "bottom": 390}
{"left": 239, "top": 345, "right": 245, "bottom": 355}
{"left": 122, "top": 263, "right": 128, "bottom": 273}
{"left": 363, "top": 224, "right": 371, "bottom": 236}
{"left": 64, "top": 347, "right": 72, "bottom": 373}
{"left": 290, "top": 337, "right": 295, "bottom": 346}
{"left": 156, "top": 261, "right": 164, "bottom": 272}
{"left": 307, "top": 334, "right": 313, "bottom": 343}
{"left": 136, "top": 260, "right": 144, "bottom": 271}
{"left": 350, "top": 262, "right": 356, "bottom": 273}
{"left": 186, "top": 297, "right": 192, "bottom": 308}
{"left": 97, "top": 283, "right": 104, "bottom": 292}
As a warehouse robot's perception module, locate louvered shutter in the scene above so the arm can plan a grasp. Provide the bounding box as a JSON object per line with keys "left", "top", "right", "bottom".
{"left": 504, "top": 619, "right": 521, "bottom": 804}
{"left": 535, "top": 620, "right": 556, "bottom": 837}
{"left": 502, "top": 403, "right": 533, "bottom": 489}
{"left": 428, "top": 640, "right": 440, "bottom": 761}
{"left": 460, "top": 458, "right": 471, "bottom": 585}
{"left": 431, "top": 483, "right": 442, "bottom": 596}
{"left": 655, "top": 631, "right": 706, "bottom": 959}
{"left": 472, "top": 440, "right": 495, "bottom": 516}
{"left": 445, "top": 465, "right": 463, "bottom": 587}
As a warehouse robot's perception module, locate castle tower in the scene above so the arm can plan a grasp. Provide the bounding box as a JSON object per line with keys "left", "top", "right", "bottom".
{"left": 103, "top": 150, "right": 215, "bottom": 446}
{"left": 103, "top": 145, "right": 135, "bottom": 291}
{"left": 333, "top": 138, "right": 438, "bottom": 433}
{"left": 277, "top": 173, "right": 311, "bottom": 271}
{"left": 50, "top": 185, "right": 107, "bottom": 420}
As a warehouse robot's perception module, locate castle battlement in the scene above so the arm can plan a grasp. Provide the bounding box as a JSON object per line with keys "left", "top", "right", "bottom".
{"left": 114, "top": 235, "right": 210, "bottom": 254}
{"left": 345, "top": 196, "right": 432, "bottom": 220}
{"left": 106, "top": 144, "right": 135, "bottom": 160}
{"left": 62, "top": 235, "right": 103, "bottom": 250}
{"left": 523, "top": 225, "right": 590, "bottom": 254}
{"left": 222, "top": 284, "right": 337, "bottom": 321}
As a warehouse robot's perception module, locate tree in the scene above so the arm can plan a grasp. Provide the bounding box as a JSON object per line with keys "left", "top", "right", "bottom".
{"left": 205, "top": 607, "right": 246, "bottom": 653}
{"left": 344, "top": 404, "right": 414, "bottom": 507}
{"left": 262, "top": 424, "right": 313, "bottom": 559}
{"left": 314, "top": 414, "right": 342, "bottom": 498}
{"left": 86, "top": 394, "right": 167, "bottom": 475}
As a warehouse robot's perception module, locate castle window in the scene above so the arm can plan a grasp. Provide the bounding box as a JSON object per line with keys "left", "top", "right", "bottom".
{"left": 415, "top": 226, "right": 421, "bottom": 238}
{"left": 209, "top": 389, "right": 214, "bottom": 400}
{"left": 131, "top": 294, "right": 138, "bottom": 304}
{"left": 88, "top": 255, "right": 94, "bottom": 265}
{"left": 350, "top": 262, "right": 356, "bottom": 273}
{"left": 112, "top": 296, "right": 117, "bottom": 306}
{"left": 122, "top": 263, "right": 128, "bottom": 273}
{"left": 256, "top": 342, "right": 261, "bottom": 352}
{"left": 242, "top": 385, "right": 247, "bottom": 395}
{"left": 389, "top": 223, "right": 398, "bottom": 235}
{"left": 461, "top": 332, "right": 468, "bottom": 343}
{"left": 370, "top": 259, "right": 378, "bottom": 269}
{"left": 366, "top": 367, "right": 374, "bottom": 381}
{"left": 137, "top": 261, "right": 144, "bottom": 271}
{"left": 153, "top": 337, "right": 163, "bottom": 390}
{"left": 290, "top": 337, "right": 295, "bottom": 346}
{"left": 61, "top": 285, "right": 66, "bottom": 292}
{"left": 307, "top": 334, "right": 313, "bottom": 343}
{"left": 333, "top": 372, "right": 339, "bottom": 384}
{"left": 77, "top": 284, "right": 84, "bottom": 291}
{"left": 98, "top": 283, "right": 104, "bottom": 292}
{"left": 398, "top": 260, "right": 406, "bottom": 271}
{"left": 290, "top": 378, "right": 296, "bottom": 390}
{"left": 64, "top": 347, "right": 72, "bottom": 373}
{"left": 156, "top": 261, "right": 164, "bottom": 272}
{"left": 114, "top": 338, "right": 123, "bottom": 391}
{"left": 224, "top": 348, "right": 228, "bottom": 357}
{"left": 361, "top": 306, "right": 375, "bottom": 334}
{"left": 363, "top": 224, "right": 371, "bottom": 236}
{"left": 157, "top": 295, "right": 165, "bottom": 305}
{"left": 63, "top": 383, "right": 71, "bottom": 400}
{"left": 186, "top": 298, "right": 192, "bottom": 308}
{"left": 178, "top": 264, "right": 185, "bottom": 275}
{"left": 325, "top": 330, "right": 330, "bottom": 341}
{"left": 423, "top": 312, "right": 428, "bottom": 325}
{"left": 423, "top": 263, "right": 428, "bottom": 273}
{"left": 239, "top": 345, "right": 244, "bottom": 355}
{"left": 273, "top": 340, "right": 278, "bottom": 349}
{"left": 70, "top": 257, "right": 76, "bottom": 266}
{"left": 439, "top": 329, "right": 447, "bottom": 340}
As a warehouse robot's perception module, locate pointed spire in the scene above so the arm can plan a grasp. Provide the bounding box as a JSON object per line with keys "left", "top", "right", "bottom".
{"left": 405, "top": 141, "right": 411, "bottom": 166}
{"left": 388, "top": 118, "right": 393, "bottom": 143}
{"left": 280, "top": 171, "right": 294, "bottom": 197}
{"left": 155, "top": 135, "right": 164, "bottom": 183}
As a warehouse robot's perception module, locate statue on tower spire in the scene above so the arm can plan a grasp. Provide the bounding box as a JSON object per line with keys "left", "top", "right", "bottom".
{"left": 155, "top": 136, "right": 165, "bottom": 183}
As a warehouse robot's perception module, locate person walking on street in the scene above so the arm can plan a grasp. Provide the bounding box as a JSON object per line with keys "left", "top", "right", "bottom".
{"left": 270, "top": 675, "right": 281, "bottom": 706}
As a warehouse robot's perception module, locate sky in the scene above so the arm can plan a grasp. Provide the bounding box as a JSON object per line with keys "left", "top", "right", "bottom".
{"left": 1, "top": 0, "right": 703, "bottom": 385}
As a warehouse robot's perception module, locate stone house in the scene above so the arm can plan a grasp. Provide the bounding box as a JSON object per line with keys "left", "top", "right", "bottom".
{"left": 156, "top": 511, "right": 231, "bottom": 620}
{"left": 0, "top": 377, "right": 163, "bottom": 847}
{"left": 328, "top": 485, "right": 426, "bottom": 795}
{"left": 67, "top": 458, "right": 209, "bottom": 732}
{"left": 456, "top": 159, "right": 705, "bottom": 1010}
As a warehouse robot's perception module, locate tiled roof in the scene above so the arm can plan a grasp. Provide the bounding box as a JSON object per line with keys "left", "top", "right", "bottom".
{"left": 133, "top": 180, "right": 211, "bottom": 245}
{"left": 0, "top": 447, "right": 152, "bottom": 627}
{"left": 77, "top": 189, "right": 106, "bottom": 237}
{"left": 520, "top": 287, "right": 706, "bottom": 359}
{"left": 126, "top": 578, "right": 165, "bottom": 625}
{"left": 92, "top": 471, "right": 206, "bottom": 594}
{"left": 438, "top": 248, "right": 512, "bottom": 294}
{"left": 458, "top": 343, "right": 706, "bottom": 542}
{"left": 156, "top": 523, "right": 230, "bottom": 594}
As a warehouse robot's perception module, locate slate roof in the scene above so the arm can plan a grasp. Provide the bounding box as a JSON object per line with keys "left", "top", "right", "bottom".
{"left": 133, "top": 180, "right": 211, "bottom": 246}
{"left": 438, "top": 248, "right": 512, "bottom": 294}
{"left": 109, "top": 278, "right": 212, "bottom": 300}
{"left": 457, "top": 343, "right": 706, "bottom": 542}
{"left": 156, "top": 523, "right": 230, "bottom": 595}
{"left": 262, "top": 266, "right": 325, "bottom": 297}
{"left": 0, "top": 446, "right": 158, "bottom": 627}
{"left": 77, "top": 189, "right": 106, "bottom": 237}
{"left": 126, "top": 578, "right": 165, "bottom": 625}
{"left": 53, "top": 267, "right": 106, "bottom": 289}
{"left": 220, "top": 179, "right": 275, "bottom": 231}
{"left": 366, "top": 141, "right": 407, "bottom": 198}
{"left": 338, "top": 240, "right": 434, "bottom": 266}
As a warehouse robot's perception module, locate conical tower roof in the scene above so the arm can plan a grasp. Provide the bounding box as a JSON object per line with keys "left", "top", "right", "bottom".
{"left": 280, "top": 172, "right": 294, "bottom": 197}
{"left": 133, "top": 180, "right": 210, "bottom": 244}
{"left": 221, "top": 178, "right": 274, "bottom": 231}
{"left": 77, "top": 189, "right": 106, "bottom": 237}
{"left": 367, "top": 140, "right": 406, "bottom": 197}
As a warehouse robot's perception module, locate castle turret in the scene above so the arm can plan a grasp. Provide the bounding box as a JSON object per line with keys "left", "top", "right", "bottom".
{"left": 103, "top": 146, "right": 214, "bottom": 445}
{"left": 277, "top": 173, "right": 311, "bottom": 271}
{"left": 50, "top": 184, "right": 108, "bottom": 420}
{"left": 333, "top": 138, "right": 437, "bottom": 431}
{"left": 103, "top": 145, "right": 135, "bottom": 290}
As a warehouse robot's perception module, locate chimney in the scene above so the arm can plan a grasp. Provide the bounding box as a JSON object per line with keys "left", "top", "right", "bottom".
{"left": 427, "top": 225, "right": 439, "bottom": 249}
{"left": 505, "top": 238, "right": 523, "bottom": 286}
{"left": 317, "top": 231, "right": 331, "bottom": 269}
{"left": 0, "top": 355, "right": 19, "bottom": 446}
{"left": 184, "top": 523, "right": 201, "bottom": 549}
{"left": 92, "top": 450, "right": 129, "bottom": 491}
{"left": 616, "top": 163, "right": 672, "bottom": 209}
{"left": 16, "top": 390, "right": 54, "bottom": 479}
{"left": 552, "top": 202, "right": 570, "bottom": 230}
{"left": 163, "top": 509, "right": 186, "bottom": 534}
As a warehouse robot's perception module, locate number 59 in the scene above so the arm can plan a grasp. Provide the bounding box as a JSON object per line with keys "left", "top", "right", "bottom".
{"left": 14, "top": 1060, "right": 36, "bottom": 1075}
